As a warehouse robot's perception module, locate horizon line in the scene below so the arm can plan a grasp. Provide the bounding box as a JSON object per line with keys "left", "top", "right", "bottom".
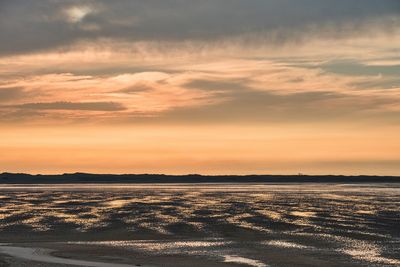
{"left": 1, "top": 172, "right": 400, "bottom": 178}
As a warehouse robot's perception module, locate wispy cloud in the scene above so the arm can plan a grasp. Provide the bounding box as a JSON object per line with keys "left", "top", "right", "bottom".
{"left": 0, "top": 55, "right": 399, "bottom": 124}
{"left": 4, "top": 101, "right": 126, "bottom": 111}
{"left": 0, "top": 87, "right": 25, "bottom": 102}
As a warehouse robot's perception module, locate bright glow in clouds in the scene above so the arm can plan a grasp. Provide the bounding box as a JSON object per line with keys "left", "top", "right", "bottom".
{"left": 0, "top": 0, "right": 399, "bottom": 175}
{"left": 65, "top": 6, "right": 93, "bottom": 23}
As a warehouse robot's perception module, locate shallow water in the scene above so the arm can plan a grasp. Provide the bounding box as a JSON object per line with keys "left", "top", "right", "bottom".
{"left": 0, "top": 245, "right": 140, "bottom": 267}
{"left": 0, "top": 183, "right": 399, "bottom": 266}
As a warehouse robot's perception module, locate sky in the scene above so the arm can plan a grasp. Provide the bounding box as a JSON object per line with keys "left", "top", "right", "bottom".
{"left": 1, "top": 0, "right": 400, "bottom": 175}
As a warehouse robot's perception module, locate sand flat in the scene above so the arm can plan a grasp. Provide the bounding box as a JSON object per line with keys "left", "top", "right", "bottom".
{"left": 0, "top": 183, "right": 398, "bottom": 267}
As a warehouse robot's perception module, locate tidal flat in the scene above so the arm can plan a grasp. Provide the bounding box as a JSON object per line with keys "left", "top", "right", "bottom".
{"left": 0, "top": 183, "right": 399, "bottom": 267}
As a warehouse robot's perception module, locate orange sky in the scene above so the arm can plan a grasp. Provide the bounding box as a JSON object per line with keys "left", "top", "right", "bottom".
{"left": 1, "top": 1, "right": 400, "bottom": 175}
{"left": 1, "top": 124, "right": 400, "bottom": 175}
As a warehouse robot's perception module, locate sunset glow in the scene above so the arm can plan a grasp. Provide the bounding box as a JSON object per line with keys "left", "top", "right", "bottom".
{"left": 1, "top": 1, "right": 400, "bottom": 175}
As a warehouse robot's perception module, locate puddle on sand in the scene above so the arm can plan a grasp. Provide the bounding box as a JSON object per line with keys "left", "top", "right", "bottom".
{"left": 223, "top": 255, "right": 268, "bottom": 267}
{"left": 0, "top": 245, "right": 141, "bottom": 267}
{"left": 263, "top": 240, "right": 313, "bottom": 250}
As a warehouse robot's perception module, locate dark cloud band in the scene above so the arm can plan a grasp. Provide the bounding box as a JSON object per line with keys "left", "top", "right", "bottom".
{"left": 0, "top": 0, "right": 399, "bottom": 55}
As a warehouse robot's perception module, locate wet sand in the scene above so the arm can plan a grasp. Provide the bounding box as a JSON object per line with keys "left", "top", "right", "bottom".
{"left": 0, "top": 245, "right": 148, "bottom": 267}
{"left": 0, "top": 183, "right": 399, "bottom": 266}
{"left": 0, "top": 242, "right": 242, "bottom": 267}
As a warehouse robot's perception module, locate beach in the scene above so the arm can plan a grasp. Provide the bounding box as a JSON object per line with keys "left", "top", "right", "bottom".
{"left": 0, "top": 183, "right": 399, "bottom": 266}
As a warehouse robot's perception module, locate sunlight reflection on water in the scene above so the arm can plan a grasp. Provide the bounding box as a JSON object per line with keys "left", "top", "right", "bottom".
{"left": 0, "top": 183, "right": 399, "bottom": 266}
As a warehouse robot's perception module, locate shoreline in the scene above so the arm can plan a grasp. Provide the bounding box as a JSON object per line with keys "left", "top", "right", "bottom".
{"left": 1, "top": 173, "right": 400, "bottom": 184}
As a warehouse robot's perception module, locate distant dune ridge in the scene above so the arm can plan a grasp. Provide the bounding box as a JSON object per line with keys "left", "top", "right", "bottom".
{"left": 0, "top": 173, "right": 399, "bottom": 184}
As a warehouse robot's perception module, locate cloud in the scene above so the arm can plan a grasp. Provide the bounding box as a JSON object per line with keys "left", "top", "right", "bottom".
{"left": 313, "top": 60, "right": 400, "bottom": 76}
{"left": 4, "top": 101, "right": 126, "bottom": 111}
{"left": 152, "top": 77, "right": 400, "bottom": 124}
{"left": 0, "top": 71, "right": 218, "bottom": 122}
{"left": 184, "top": 79, "right": 250, "bottom": 92}
{"left": 117, "top": 83, "right": 155, "bottom": 94}
{"left": 1, "top": 1, "right": 400, "bottom": 176}
{"left": 64, "top": 5, "right": 94, "bottom": 23}
{"left": 154, "top": 91, "right": 347, "bottom": 123}
{"left": 1, "top": 56, "right": 399, "bottom": 124}
{"left": 0, "top": 0, "right": 399, "bottom": 55}
{"left": 0, "top": 109, "right": 45, "bottom": 122}
{"left": 352, "top": 78, "right": 400, "bottom": 90}
{"left": 0, "top": 87, "right": 25, "bottom": 102}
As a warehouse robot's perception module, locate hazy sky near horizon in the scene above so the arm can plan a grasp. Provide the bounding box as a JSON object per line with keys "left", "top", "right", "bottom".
{"left": 1, "top": 0, "right": 400, "bottom": 175}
